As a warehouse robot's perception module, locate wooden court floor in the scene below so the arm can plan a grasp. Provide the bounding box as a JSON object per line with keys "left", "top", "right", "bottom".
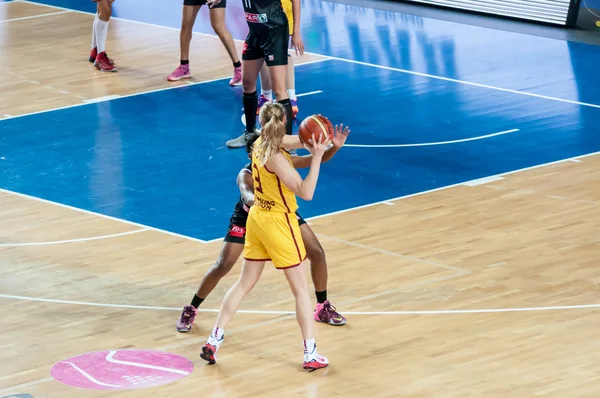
{"left": 0, "top": 1, "right": 325, "bottom": 117}
{"left": 2, "top": 1, "right": 600, "bottom": 397}
{"left": 2, "top": 153, "right": 600, "bottom": 397}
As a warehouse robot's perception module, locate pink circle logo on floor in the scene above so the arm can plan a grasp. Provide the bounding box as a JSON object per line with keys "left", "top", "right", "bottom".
{"left": 50, "top": 349, "right": 194, "bottom": 390}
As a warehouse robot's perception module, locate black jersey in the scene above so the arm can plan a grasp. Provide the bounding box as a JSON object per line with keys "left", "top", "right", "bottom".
{"left": 243, "top": 0, "right": 287, "bottom": 28}
{"left": 229, "top": 163, "right": 253, "bottom": 227}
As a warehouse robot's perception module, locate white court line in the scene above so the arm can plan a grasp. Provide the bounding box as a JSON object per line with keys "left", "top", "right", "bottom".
{"left": 463, "top": 175, "right": 505, "bottom": 186}
{"left": 326, "top": 57, "right": 600, "bottom": 110}
{"left": 16, "top": 0, "right": 600, "bottom": 110}
{"left": 0, "top": 228, "right": 148, "bottom": 247}
{"left": 315, "top": 233, "right": 469, "bottom": 275}
{"left": 2, "top": 293, "right": 600, "bottom": 315}
{"left": 105, "top": 351, "right": 189, "bottom": 375}
{"left": 82, "top": 95, "right": 122, "bottom": 104}
{"left": 63, "top": 361, "right": 121, "bottom": 388}
{"left": 0, "top": 9, "right": 70, "bottom": 23}
{"left": 306, "top": 150, "right": 600, "bottom": 223}
{"left": 0, "top": 377, "right": 54, "bottom": 395}
{"left": 240, "top": 89, "right": 323, "bottom": 124}
{"left": 0, "top": 188, "right": 208, "bottom": 244}
{"left": 345, "top": 128, "right": 519, "bottom": 148}
{"left": 0, "top": 59, "right": 331, "bottom": 122}
{"left": 1, "top": 151, "right": 597, "bottom": 247}
{"left": 296, "top": 90, "right": 323, "bottom": 97}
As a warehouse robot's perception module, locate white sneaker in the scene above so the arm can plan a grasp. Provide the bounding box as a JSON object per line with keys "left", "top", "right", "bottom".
{"left": 303, "top": 348, "right": 328, "bottom": 371}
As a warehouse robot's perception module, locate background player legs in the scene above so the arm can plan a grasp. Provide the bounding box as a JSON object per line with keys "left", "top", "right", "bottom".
{"left": 268, "top": 64, "right": 293, "bottom": 135}
{"left": 286, "top": 55, "right": 298, "bottom": 118}
{"left": 91, "top": 0, "right": 115, "bottom": 72}
{"left": 168, "top": 5, "right": 201, "bottom": 81}
{"left": 257, "top": 57, "right": 298, "bottom": 119}
{"left": 257, "top": 64, "right": 273, "bottom": 112}
{"left": 209, "top": 7, "right": 242, "bottom": 86}
{"left": 225, "top": 57, "right": 263, "bottom": 150}
{"left": 176, "top": 242, "right": 243, "bottom": 332}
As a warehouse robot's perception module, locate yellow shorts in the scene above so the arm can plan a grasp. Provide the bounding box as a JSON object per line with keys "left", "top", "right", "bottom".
{"left": 244, "top": 207, "right": 306, "bottom": 269}
{"left": 282, "top": 0, "right": 293, "bottom": 36}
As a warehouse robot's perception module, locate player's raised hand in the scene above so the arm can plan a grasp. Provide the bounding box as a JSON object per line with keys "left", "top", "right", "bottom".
{"left": 304, "top": 133, "right": 327, "bottom": 158}
{"left": 206, "top": 0, "right": 222, "bottom": 8}
{"left": 292, "top": 33, "right": 304, "bottom": 56}
{"left": 331, "top": 124, "right": 350, "bottom": 148}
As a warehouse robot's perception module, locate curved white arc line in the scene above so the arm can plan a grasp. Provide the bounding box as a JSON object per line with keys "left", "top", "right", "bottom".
{"left": 105, "top": 351, "right": 189, "bottom": 375}
{"left": 62, "top": 361, "right": 121, "bottom": 388}
{"left": 344, "top": 128, "right": 519, "bottom": 148}
{"left": 2, "top": 293, "right": 600, "bottom": 315}
{"left": 0, "top": 229, "right": 149, "bottom": 247}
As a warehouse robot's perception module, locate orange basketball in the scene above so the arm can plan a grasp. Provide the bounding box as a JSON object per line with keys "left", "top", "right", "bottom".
{"left": 298, "top": 115, "right": 334, "bottom": 147}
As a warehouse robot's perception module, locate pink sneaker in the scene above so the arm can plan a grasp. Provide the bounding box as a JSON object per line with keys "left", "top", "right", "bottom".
{"left": 176, "top": 304, "right": 197, "bottom": 332}
{"left": 314, "top": 300, "right": 346, "bottom": 326}
{"left": 229, "top": 66, "right": 242, "bottom": 86}
{"left": 168, "top": 64, "right": 191, "bottom": 81}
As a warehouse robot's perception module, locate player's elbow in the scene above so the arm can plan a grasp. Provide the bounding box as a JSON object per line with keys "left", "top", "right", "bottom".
{"left": 299, "top": 192, "right": 313, "bottom": 201}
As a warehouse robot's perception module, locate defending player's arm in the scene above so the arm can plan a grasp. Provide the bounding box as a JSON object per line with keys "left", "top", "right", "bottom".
{"left": 237, "top": 168, "right": 255, "bottom": 207}
{"left": 290, "top": 0, "right": 304, "bottom": 55}
{"left": 291, "top": 124, "right": 350, "bottom": 169}
{"left": 268, "top": 135, "right": 328, "bottom": 201}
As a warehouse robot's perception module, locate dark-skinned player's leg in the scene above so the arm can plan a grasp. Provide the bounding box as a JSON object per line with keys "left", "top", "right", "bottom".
{"left": 176, "top": 241, "right": 244, "bottom": 332}
{"left": 299, "top": 221, "right": 347, "bottom": 326}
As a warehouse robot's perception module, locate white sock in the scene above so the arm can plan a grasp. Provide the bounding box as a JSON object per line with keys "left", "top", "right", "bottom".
{"left": 96, "top": 19, "right": 109, "bottom": 54}
{"left": 210, "top": 326, "right": 225, "bottom": 342}
{"left": 91, "top": 14, "right": 98, "bottom": 50}
{"left": 304, "top": 339, "right": 316, "bottom": 354}
{"left": 287, "top": 89, "right": 296, "bottom": 100}
{"left": 262, "top": 89, "right": 273, "bottom": 101}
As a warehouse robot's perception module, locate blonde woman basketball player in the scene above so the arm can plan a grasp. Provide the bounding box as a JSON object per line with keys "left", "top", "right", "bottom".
{"left": 201, "top": 103, "right": 330, "bottom": 370}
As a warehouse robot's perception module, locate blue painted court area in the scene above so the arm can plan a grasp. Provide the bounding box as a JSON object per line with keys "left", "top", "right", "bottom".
{"left": 2, "top": 59, "right": 600, "bottom": 240}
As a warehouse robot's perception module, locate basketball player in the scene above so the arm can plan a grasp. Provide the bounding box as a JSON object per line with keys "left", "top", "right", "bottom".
{"left": 201, "top": 103, "right": 334, "bottom": 370}
{"left": 256, "top": 0, "right": 299, "bottom": 118}
{"left": 167, "top": 0, "right": 242, "bottom": 86}
{"left": 89, "top": 0, "right": 116, "bottom": 72}
{"left": 176, "top": 127, "right": 349, "bottom": 334}
{"left": 225, "top": 0, "right": 304, "bottom": 149}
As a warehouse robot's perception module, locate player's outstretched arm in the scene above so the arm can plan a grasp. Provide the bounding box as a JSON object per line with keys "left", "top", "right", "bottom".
{"left": 268, "top": 135, "right": 327, "bottom": 200}
{"left": 290, "top": 124, "right": 351, "bottom": 169}
{"left": 237, "top": 168, "right": 255, "bottom": 207}
{"left": 281, "top": 134, "right": 304, "bottom": 151}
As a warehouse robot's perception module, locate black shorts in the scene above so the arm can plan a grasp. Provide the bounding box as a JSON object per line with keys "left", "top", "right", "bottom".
{"left": 242, "top": 25, "right": 289, "bottom": 67}
{"left": 224, "top": 211, "right": 306, "bottom": 244}
{"left": 183, "top": 0, "right": 226, "bottom": 8}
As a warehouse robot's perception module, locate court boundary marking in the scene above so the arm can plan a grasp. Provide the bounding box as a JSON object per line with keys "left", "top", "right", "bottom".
{"left": 2, "top": 151, "right": 599, "bottom": 245}
{"left": 344, "top": 128, "right": 519, "bottom": 148}
{"left": 0, "top": 228, "right": 148, "bottom": 247}
{"left": 0, "top": 8, "right": 69, "bottom": 22}
{"left": 0, "top": 58, "right": 331, "bottom": 121}
{"left": 2, "top": 293, "right": 600, "bottom": 315}
{"left": 13, "top": 0, "right": 600, "bottom": 111}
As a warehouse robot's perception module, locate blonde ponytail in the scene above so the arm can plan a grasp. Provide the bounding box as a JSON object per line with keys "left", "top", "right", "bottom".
{"left": 254, "top": 102, "right": 287, "bottom": 166}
